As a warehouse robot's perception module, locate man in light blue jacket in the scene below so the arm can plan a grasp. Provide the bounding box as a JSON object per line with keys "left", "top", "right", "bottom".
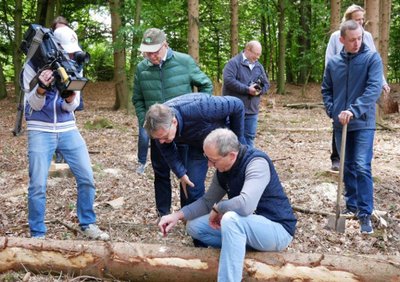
{"left": 322, "top": 20, "right": 383, "bottom": 234}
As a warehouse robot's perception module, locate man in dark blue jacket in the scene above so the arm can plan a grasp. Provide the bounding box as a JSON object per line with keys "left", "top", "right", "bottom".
{"left": 158, "top": 128, "right": 296, "bottom": 281}
{"left": 144, "top": 93, "right": 245, "bottom": 216}
{"left": 322, "top": 20, "right": 383, "bottom": 234}
{"left": 222, "top": 40, "right": 270, "bottom": 147}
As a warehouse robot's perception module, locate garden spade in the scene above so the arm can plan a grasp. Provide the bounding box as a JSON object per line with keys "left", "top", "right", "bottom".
{"left": 326, "top": 123, "right": 348, "bottom": 233}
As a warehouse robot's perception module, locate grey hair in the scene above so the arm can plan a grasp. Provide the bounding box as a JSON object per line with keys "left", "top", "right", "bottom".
{"left": 143, "top": 103, "right": 175, "bottom": 136}
{"left": 203, "top": 128, "right": 240, "bottom": 157}
{"left": 340, "top": 20, "right": 360, "bottom": 37}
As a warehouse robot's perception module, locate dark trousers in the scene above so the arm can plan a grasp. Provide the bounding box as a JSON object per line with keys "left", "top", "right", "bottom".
{"left": 330, "top": 128, "right": 340, "bottom": 162}
{"left": 150, "top": 140, "right": 208, "bottom": 216}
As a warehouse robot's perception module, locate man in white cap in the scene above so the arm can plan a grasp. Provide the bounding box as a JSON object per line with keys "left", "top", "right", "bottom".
{"left": 21, "top": 21, "right": 109, "bottom": 241}
{"left": 132, "top": 27, "right": 213, "bottom": 221}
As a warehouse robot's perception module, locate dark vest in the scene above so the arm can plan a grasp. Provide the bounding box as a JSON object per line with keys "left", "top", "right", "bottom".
{"left": 217, "top": 145, "right": 297, "bottom": 236}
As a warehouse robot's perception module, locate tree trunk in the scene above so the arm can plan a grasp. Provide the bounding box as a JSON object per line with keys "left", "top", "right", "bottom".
{"left": 0, "top": 63, "right": 7, "bottom": 99}
{"left": 13, "top": 0, "right": 23, "bottom": 100}
{"left": 329, "top": 0, "right": 341, "bottom": 33}
{"left": 110, "top": 0, "right": 130, "bottom": 112}
{"left": 0, "top": 237, "right": 399, "bottom": 281}
{"left": 364, "top": 0, "right": 380, "bottom": 50}
{"left": 128, "top": 0, "right": 142, "bottom": 91}
{"left": 230, "top": 0, "right": 239, "bottom": 57}
{"left": 188, "top": 0, "right": 199, "bottom": 63}
{"left": 277, "top": 0, "right": 286, "bottom": 94}
{"left": 45, "top": 0, "right": 56, "bottom": 28}
{"left": 379, "top": 0, "right": 391, "bottom": 78}
{"left": 298, "top": 0, "right": 311, "bottom": 84}
{"left": 378, "top": 0, "right": 398, "bottom": 114}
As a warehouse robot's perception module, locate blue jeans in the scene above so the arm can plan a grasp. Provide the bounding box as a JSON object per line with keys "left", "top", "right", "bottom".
{"left": 335, "top": 128, "right": 375, "bottom": 216}
{"left": 27, "top": 129, "right": 97, "bottom": 237}
{"left": 150, "top": 140, "right": 208, "bottom": 216}
{"left": 186, "top": 212, "right": 293, "bottom": 282}
{"left": 244, "top": 114, "right": 258, "bottom": 148}
{"left": 138, "top": 126, "right": 150, "bottom": 165}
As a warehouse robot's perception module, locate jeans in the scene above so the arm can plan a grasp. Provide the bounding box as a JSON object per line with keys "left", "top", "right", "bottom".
{"left": 138, "top": 126, "right": 150, "bottom": 165}
{"left": 335, "top": 128, "right": 375, "bottom": 216}
{"left": 27, "top": 129, "right": 96, "bottom": 237}
{"left": 150, "top": 140, "right": 208, "bottom": 216}
{"left": 244, "top": 114, "right": 258, "bottom": 148}
{"left": 186, "top": 212, "right": 293, "bottom": 282}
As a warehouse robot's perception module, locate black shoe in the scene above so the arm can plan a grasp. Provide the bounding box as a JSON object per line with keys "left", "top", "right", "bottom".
{"left": 192, "top": 238, "right": 208, "bottom": 248}
{"left": 331, "top": 160, "right": 340, "bottom": 171}
{"left": 341, "top": 208, "right": 357, "bottom": 218}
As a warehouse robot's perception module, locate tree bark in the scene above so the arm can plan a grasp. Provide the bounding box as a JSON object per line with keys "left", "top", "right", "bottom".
{"left": 13, "top": 0, "right": 23, "bottom": 100}
{"left": 364, "top": 0, "right": 380, "bottom": 50}
{"left": 277, "top": 0, "right": 286, "bottom": 94}
{"left": 128, "top": 0, "right": 142, "bottom": 91}
{"left": 0, "top": 237, "right": 399, "bottom": 281}
{"left": 379, "top": 0, "right": 391, "bottom": 77}
{"left": 0, "top": 63, "right": 7, "bottom": 99}
{"left": 110, "top": 0, "right": 130, "bottom": 112}
{"left": 188, "top": 0, "right": 199, "bottom": 63}
{"left": 329, "top": 0, "right": 341, "bottom": 33}
{"left": 229, "top": 0, "right": 239, "bottom": 57}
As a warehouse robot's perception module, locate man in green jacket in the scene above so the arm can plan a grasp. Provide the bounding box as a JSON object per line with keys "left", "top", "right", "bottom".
{"left": 132, "top": 28, "right": 213, "bottom": 217}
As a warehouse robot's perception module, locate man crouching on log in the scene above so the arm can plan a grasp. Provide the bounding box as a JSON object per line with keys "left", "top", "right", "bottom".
{"left": 158, "top": 128, "right": 297, "bottom": 282}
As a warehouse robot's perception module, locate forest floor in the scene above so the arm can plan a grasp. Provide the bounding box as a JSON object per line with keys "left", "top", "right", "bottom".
{"left": 0, "top": 82, "right": 399, "bottom": 281}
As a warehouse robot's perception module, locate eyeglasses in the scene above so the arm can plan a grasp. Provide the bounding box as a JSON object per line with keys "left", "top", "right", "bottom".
{"left": 203, "top": 153, "right": 224, "bottom": 166}
{"left": 145, "top": 44, "right": 165, "bottom": 57}
{"left": 153, "top": 122, "right": 173, "bottom": 142}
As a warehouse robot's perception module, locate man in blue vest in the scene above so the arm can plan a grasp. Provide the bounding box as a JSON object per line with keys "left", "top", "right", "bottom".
{"left": 158, "top": 128, "right": 296, "bottom": 281}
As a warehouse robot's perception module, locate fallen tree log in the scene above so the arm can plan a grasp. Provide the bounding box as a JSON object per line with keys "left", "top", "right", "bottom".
{"left": 0, "top": 237, "right": 399, "bottom": 281}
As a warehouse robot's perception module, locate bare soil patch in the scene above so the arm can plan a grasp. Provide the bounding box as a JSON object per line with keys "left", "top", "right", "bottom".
{"left": 1, "top": 82, "right": 399, "bottom": 280}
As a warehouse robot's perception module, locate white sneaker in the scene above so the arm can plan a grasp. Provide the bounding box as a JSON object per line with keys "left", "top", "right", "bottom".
{"left": 136, "top": 163, "right": 146, "bottom": 174}
{"left": 82, "top": 224, "right": 110, "bottom": 241}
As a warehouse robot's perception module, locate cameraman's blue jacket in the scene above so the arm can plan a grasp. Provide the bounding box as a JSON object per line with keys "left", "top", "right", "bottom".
{"left": 322, "top": 43, "right": 383, "bottom": 132}
{"left": 22, "top": 61, "right": 80, "bottom": 132}
{"left": 156, "top": 93, "right": 245, "bottom": 179}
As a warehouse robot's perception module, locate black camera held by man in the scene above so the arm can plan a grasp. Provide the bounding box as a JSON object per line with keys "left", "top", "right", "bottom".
{"left": 248, "top": 75, "right": 265, "bottom": 95}
{"left": 20, "top": 24, "right": 90, "bottom": 98}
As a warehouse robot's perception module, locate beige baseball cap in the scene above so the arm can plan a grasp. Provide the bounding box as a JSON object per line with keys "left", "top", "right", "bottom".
{"left": 139, "top": 28, "right": 166, "bottom": 52}
{"left": 53, "top": 26, "right": 82, "bottom": 53}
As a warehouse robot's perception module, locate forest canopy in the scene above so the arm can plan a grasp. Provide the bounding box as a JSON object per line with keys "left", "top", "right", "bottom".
{"left": 1, "top": 0, "right": 399, "bottom": 101}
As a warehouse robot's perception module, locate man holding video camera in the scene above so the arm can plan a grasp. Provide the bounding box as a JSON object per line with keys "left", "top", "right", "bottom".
{"left": 21, "top": 23, "right": 109, "bottom": 241}
{"left": 222, "top": 40, "right": 270, "bottom": 148}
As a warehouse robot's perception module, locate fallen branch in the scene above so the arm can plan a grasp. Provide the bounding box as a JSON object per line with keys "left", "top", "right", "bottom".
{"left": 1, "top": 237, "right": 399, "bottom": 281}
{"left": 376, "top": 121, "right": 395, "bottom": 131}
{"left": 284, "top": 102, "right": 324, "bottom": 109}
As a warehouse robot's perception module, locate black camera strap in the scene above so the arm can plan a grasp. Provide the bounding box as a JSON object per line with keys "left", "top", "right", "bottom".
{"left": 24, "top": 28, "right": 46, "bottom": 92}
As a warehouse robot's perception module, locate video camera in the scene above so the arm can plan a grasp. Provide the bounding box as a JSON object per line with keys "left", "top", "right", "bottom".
{"left": 20, "top": 24, "right": 90, "bottom": 98}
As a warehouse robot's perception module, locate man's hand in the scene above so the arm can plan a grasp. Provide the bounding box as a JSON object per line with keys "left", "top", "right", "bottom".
{"left": 338, "top": 110, "right": 353, "bottom": 125}
{"left": 209, "top": 208, "right": 222, "bottom": 230}
{"left": 383, "top": 84, "right": 390, "bottom": 94}
{"left": 158, "top": 211, "right": 184, "bottom": 236}
{"left": 180, "top": 174, "right": 194, "bottom": 199}
{"left": 248, "top": 84, "right": 260, "bottom": 96}
{"left": 38, "top": 69, "right": 54, "bottom": 88}
{"left": 65, "top": 92, "right": 77, "bottom": 103}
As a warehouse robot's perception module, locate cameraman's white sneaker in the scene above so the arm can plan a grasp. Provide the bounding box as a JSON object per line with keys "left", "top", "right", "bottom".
{"left": 136, "top": 163, "right": 146, "bottom": 174}
{"left": 82, "top": 224, "right": 110, "bottom": 241}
